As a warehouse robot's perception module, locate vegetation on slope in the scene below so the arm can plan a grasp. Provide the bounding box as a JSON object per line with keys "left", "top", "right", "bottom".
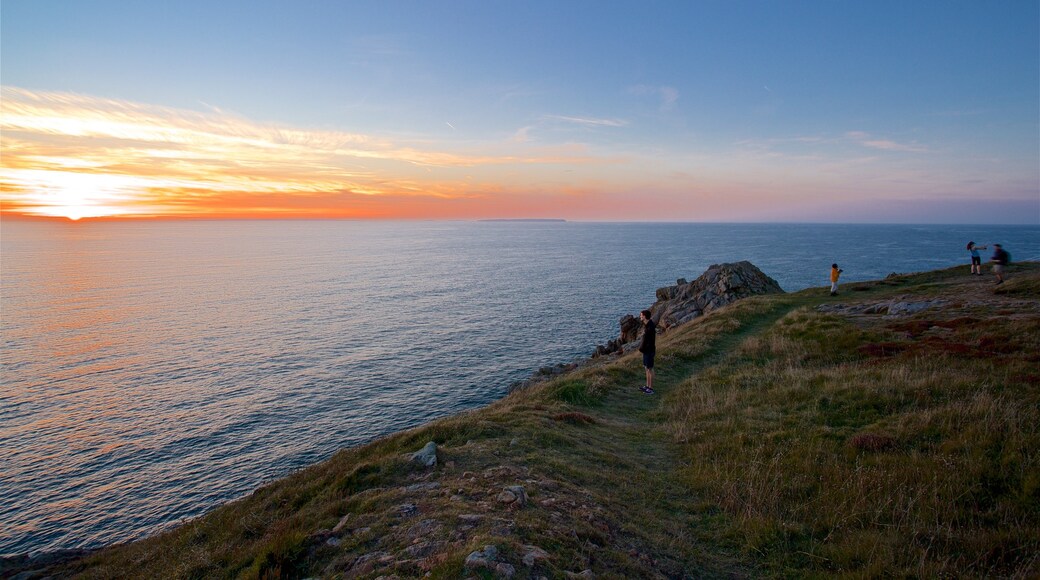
{"left": 49, "top": 263, "right": 1040, "bottom": 578}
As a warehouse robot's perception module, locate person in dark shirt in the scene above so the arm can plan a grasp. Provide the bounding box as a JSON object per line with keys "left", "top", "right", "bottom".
{"left": 991, "top": 244, "right": 1009, "bottom": 285}
{"left": 638, "top": 309, "right": 656, "bottom": 395}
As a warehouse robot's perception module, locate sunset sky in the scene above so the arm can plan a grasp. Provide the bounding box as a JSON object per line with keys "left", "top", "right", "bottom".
{"left": 2, "top": 1, "right": 1037, "bottom": 222}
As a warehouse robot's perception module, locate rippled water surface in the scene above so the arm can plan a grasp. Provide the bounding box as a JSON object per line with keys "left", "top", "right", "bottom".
{"left": 2, "top": 220, "right": 1038, "bottom": 555}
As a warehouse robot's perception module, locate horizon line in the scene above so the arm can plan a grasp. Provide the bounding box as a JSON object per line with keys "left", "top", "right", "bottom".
{"left": 2, "top": 214, "right": 1038, "bottom": 227}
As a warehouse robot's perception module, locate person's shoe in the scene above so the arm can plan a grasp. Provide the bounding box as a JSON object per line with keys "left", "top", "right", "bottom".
{"left": 641, "top": 386, "right": 655, "bottom": 395}
{"left": 830, "top": 292, "right": 837, "bottom": 296}
{"left": 996, "top": 280, "right": 1004, "bottom": 285}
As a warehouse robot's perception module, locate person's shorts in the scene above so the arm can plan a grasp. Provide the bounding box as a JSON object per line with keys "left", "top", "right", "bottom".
{"left": 642, "top": 351, "right": 655, "bottom": 370}
{"left": 994, "top": 264, "right": 1005, "bottom": 274}
{"left": 971, "top": 256, "right": 981, "bottom": 266}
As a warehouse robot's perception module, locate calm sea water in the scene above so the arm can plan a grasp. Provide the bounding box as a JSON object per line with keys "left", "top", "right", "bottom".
{"left": 2, "top": 221, "right": 1038, "bottom": 556}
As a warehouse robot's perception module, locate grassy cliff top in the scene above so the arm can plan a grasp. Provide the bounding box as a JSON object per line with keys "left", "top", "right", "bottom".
{"left": 45, "top": 263, "right": 1040, "bottom": 578}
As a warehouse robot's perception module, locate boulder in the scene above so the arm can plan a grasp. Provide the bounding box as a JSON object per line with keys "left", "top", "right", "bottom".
{"left": 410, "top": 441, "right": 437, "bottom": 468}
{"left": 619, "top": 314, "right": 641, "bottom": 343}
{"left": 595, "top": 261, "right": 783, "bottom": 355}
{"left": 465, "top": 545, "right": 500, "bottom": 570}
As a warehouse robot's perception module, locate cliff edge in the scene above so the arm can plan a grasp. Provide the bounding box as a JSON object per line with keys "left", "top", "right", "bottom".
{"left": 12, "top": 262, "right": 1040, "bottom": 579}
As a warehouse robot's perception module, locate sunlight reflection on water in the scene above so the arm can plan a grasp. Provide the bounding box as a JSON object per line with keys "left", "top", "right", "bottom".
{"left": 2, "top": 220, "right": 1037, "bottom": 555}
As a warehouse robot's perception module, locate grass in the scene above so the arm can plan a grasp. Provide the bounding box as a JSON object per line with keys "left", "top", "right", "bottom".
{"left": 36, "top": 262, "right": 1040, "bottom": 579}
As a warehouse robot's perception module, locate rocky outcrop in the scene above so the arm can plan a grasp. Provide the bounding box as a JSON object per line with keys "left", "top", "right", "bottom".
{"left": 595, "top": 261, "right": 783, "bottom": 356}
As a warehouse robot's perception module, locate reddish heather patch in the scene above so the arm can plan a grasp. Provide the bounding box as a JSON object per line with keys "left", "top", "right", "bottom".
{"left": 886, "top": 320, "right": 933, "bottom": 337}
{"left": 976, "top": 336, "right": 1018, "bottom": 354}
{"left": 921, "top": 337, "right": 979, "bottom": 356}
{"left": 849, "top": 433, "right": 896, "bottom": 452}
{"left": 858, "top": 342, "right": 909, "bottom": 357}
{"left": 938, "top": 317, "right": 982, "bottom": 330}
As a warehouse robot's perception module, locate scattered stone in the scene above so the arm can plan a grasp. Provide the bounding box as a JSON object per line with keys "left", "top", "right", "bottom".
{"left": 405, "top": 482, "right": 441, "bottom": 492}
{"left": 405, "top": 541, "right": 445, "bottom": 559}
{"left": 496, "top": 562, "right": 517, "bottom": 578}
{"left": 497, "top": 490, "right": 518, "bottom": 504}
{"left": 503, "top": 485, "right": 527, "bottom": 507}
{"left": 510, "top": 438, "right": 519, "bottom": 446}
{"left": 326, "top": 536, "right": 342, "bottom": 547}
{"left": 351, "top": 552, "right": 390, "bottom": 575}
{"left": 522, "top": 545, "right": 550, "bottom": 567}
{"left": 397, "top": 503, "right": 419, "bottom": 517}
{"left": 331, "top": 513, "right": 351, "bottom": 533}
{"left": 458, "top": 514, "right": 484, "bottom": 524}
{"left": 410, "top": 441, "right": 438, "bottom": 468}
{"left": 405, "top": 519, "right": 442, "bottom": 540}
{"left": 464, "top": 545, "right": 499, "bottom": 570}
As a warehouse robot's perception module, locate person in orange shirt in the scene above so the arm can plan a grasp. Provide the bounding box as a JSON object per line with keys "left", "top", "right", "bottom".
{"left": 830, "top": 263, "right": 843, "bottom": 296}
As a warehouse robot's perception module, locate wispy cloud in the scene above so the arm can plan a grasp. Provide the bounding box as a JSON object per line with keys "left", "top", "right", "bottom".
{"left": 543, "top": 114, "right": 629, "bottom": 128}
{"left": 845, "top": 131, "right": 928, "bottom": 153}
{"left": 0, "top": 87, "right": 610, "bottom": 219}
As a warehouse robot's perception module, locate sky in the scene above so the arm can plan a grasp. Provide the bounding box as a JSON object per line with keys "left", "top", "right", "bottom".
{"left": 1, "top": 1, "right": 1038, "bottom": 223}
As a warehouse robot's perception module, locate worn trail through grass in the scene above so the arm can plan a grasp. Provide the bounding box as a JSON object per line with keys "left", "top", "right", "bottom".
{"left": 545, "top": 297, "right": 809, "bottom": 576}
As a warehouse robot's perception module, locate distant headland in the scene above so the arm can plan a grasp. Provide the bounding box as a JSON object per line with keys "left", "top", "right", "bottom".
{"left": 477, "top": 218, "right": 566, "bottom": 222}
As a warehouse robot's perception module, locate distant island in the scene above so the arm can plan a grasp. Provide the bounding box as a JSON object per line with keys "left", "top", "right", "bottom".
{"left": 478, "top": 218, "right": 567, "bottom": 222}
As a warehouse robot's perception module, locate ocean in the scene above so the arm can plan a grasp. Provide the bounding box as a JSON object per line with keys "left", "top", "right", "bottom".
{"left": 2, "top": 220, "right": 1038, "bottom": 556}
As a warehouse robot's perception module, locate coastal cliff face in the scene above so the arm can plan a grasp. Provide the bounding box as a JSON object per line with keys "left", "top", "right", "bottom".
{"left": 596, "top": 261, "right": 784, "bottom": 356}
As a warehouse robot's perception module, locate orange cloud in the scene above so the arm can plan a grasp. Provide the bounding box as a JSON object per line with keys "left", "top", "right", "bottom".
{"left": 0, "top": 87, "right": 616, "bottom": 220}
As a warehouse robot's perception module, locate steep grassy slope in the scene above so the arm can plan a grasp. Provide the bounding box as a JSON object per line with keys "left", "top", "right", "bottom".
{"left": 40, "top": 263, "right": 1040, "bottom": 578}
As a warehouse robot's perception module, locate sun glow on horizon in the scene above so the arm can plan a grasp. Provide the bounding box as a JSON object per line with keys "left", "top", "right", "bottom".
{"left": 1, "top": 87, "right": 622, "bottom": 220}
{"left": 2, "top": 86, "right": 1035, "bottom": 223}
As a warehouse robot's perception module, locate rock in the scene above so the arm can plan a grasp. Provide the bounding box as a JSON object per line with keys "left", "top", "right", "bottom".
{"left": 619, "top": 315, "right": 641, "bottom": 343}
{"left": 326, "top": 536, "right": 342, "bottom": 547}
{"left": 595, "top": 262, "right": 783, "bottom": 355}
{"left": 405, "top": 482, "right": 441, "bottom": 492}
{"left": 497, "top": 485, "right": 527, "bottom": 507}
{"left": 496, "top": 562, "right": 517, "bottom": 578}
{"left": 465, "top": 545, "right": 499, "bottom": 570}
{"left": 505, "top": 485, "right": 527, "bottom": 506}
{"left": 331, "top": 513, "right": 351, "bottom": 533}
{"left": 522, "top": 545, "right": 550, "bottom": 567}
{"left": 405, "top": 519, "right": 442, "bottom": 540}
{"left": 411, "top": 441, "right": 438, "bottom": 467}
{"left": 458, "top": 514, "right": 484, "bottom": 524}
{"left": 405, "top": 540, "right": 445, "bottom": 558}
{"left": 351, "top": 552, "right": 390, "bottom": 575}
{"left": 510, "top": 438, "right": 519, "bottom": 446}
{"left": 397, "top": 503, "right": 419, "bottom": 517}
{"left": 497, "top": 490, "right": 517, "bottom": 504}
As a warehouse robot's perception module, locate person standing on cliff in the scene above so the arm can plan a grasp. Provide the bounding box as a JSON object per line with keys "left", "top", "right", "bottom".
{"left": 638, "top": 309, "right": 656, "bottom": 395}
{"left": 990, "top": 244, "right": 1010, "bottom": 284}
{"left": 830, "top": 263, "right": 843, "bottom": 296}
{"left": 967, "top": 241, "right": 987, "bottom": 275}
